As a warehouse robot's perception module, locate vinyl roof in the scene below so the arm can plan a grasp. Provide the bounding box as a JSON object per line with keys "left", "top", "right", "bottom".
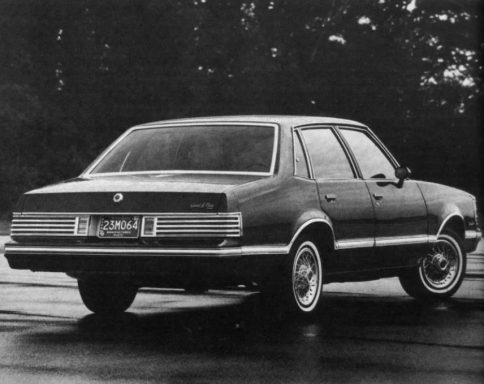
{"left": 139, "top": 115, "right": 367, "bottom": 128}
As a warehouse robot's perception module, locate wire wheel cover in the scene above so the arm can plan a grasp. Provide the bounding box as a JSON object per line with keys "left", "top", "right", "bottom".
{"left": 421, "top": 237, "right": 460, "bottom": 290}
{"left": 292, "top": 245, "right": 320, "bottom": 307}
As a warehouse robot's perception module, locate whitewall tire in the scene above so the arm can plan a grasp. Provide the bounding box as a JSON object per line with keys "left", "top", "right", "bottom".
{"left": 399, "top": 229, "right": 466, "bottom": 300}
{"left": 291, "top": 239, "right": 323, "bottom": 313}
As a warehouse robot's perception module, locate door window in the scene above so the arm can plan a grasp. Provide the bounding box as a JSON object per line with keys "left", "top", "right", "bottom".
{"left": 340, "top": 129, "right": 395, "bottom": 179}
{"left": 301, "top": 128, "right": 354, "bottom": 179}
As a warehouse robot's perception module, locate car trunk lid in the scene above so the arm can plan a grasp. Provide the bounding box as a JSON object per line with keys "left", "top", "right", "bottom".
{"left": 20, "top": 173, "right": 260, "bottom": 213}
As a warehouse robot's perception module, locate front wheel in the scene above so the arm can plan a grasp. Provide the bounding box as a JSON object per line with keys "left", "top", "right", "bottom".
{"left": 78, "top": 277, "right": 138, "bottom": 314}
{"left": 399, "top": 229, "right": 466, "bottom": 300}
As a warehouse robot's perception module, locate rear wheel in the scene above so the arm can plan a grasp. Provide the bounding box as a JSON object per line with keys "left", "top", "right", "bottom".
{"left": 259, "top": 237, "right": 324, "bottom": 316}
{"left": 399, "top": 229, "right": 466, "bottom": 300}
{"left": 291, "top": 239, "right": 323, "bottom": 313}
{"left": 78, "top": 277, "right": 138, "bottom": 314}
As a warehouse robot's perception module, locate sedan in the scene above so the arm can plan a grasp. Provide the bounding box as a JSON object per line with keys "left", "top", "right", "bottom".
{"left": 5, "top": 116, "right": 481, "bottom": 315}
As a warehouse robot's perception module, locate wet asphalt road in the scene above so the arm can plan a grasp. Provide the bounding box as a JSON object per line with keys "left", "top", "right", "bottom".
{"left": 1, "top": 238, "right": 483, "bottom": 383}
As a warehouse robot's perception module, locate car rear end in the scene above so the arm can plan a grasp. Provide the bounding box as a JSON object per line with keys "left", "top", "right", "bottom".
{"left": 5, "top": 120, "right": 280, "bottom": 289}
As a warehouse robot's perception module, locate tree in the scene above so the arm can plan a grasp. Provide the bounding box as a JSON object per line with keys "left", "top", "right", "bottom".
{"left": 0, "top": 0, "right": 481, "bottom": 214}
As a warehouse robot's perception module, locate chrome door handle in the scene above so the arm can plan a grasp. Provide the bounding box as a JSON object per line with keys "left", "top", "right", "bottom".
{"left": 372, "top": 193, "right": 383, "bottom": 201}
{"left": 325, "top": 194, "right": 337, "bottom": 202}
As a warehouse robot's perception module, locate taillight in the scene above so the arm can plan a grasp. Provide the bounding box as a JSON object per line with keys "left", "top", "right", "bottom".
{"left": 76, "top": 216, "right": 90, "bottom": 236}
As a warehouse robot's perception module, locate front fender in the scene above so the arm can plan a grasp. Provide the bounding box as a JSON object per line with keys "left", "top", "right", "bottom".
{"left": 417, "top": 181, "right": 480, "bottom": 251}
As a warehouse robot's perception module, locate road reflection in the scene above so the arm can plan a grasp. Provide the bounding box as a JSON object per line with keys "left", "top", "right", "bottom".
{"left": 66, "top": 294, "right": 483, "bottom": 350}
{"left": 2, "top": 289, "right": 483, "bottom": 383}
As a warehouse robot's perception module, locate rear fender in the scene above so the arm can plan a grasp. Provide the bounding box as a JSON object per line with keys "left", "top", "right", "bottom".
{"left": 289, "top": 210, "right": 335, "bottom": 251}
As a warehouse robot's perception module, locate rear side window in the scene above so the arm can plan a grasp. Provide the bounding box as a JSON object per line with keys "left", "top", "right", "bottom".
{"left": 340, "top": 129, "right": 395, "bottom": 179}
{"left": 294, "top": 133, "right": 310, "bottom": 178}
{"left": 301, "top": 128, "right": 354, "bottom": 179}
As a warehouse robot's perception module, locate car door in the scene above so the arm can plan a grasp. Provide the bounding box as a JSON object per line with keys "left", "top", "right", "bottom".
{"left": 298, "top": 126, "right": 377, "bottom": 271}
{"left": 338, "top": 127, "right": 428, "bottom": 268}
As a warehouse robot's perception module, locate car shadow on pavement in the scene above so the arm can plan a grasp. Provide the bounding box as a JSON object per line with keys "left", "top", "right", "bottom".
{"left": 9, "top": 292, "right": 483, "bottom": 384}
{"left": 26, "top": 294, "right": 471, "bottom": 353}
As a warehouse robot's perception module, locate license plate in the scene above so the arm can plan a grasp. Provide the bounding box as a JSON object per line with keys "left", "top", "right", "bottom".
{"left": 97, "top": 216, "right": 140, "bottom": 238}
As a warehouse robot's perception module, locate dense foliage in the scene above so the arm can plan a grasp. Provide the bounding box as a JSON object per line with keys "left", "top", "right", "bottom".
{"left": 0, "top": 0, "right": 482, "bottom": 214}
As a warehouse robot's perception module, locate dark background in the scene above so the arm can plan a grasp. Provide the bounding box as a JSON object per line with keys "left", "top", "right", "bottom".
{"left": 0, "top": 0, "right": 482, "bottom": 216}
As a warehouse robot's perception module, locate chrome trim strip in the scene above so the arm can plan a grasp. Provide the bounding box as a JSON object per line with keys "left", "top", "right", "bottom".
{"left": 335, "top": 238, "right": 374, "bottom": 249}
{"left": 81, "top": 122, "right": 280, "bottom": 177}
{"left": 292, "top": 128, "right": 297, "bottom": 176}
{"left": 4, "top": 244, "right": 287, "bottom": 258}
{"left": 11, "top": 228, "right": 74, "bottom": 232}
{"left": 336, "top": 235, "right": 433, "bottom": 249}
{"left": 155, "top": 225, "right": 240, "bottom": 228}
{"left": 154, "top": 230, "right": 240, "bottom": 233}
{"left": 15, "top": 212, "right": 239, "bottom": 216}
{"left": 5, "top": 233, "right": 440, "bottom": 259}
{"left": 242, "top": 246, "right": 288, "bottom": 255}
{"left": 287, "top": 218, "right": 336, "bottom": 250}
{"left": 150, "top": 213, "right": 241, "bottom": 218}
{"left": 375, "top": 235, "right": 430, "bottom": 247}
{"left": 11, "top": 219, "right": 76, "bottom": 222}
{"left": 86, "top": 170, "right": 271, "bottom": 177}
{"left": 9, "top": 234, "right": 80, "bottom": 237}
{"left": 465, "top": 230, "right": 481, "bottom": 240}
{"left": 12, "top": 224, "right": 75, "bottom": 228}
{"left": 436, "top": 213, "right": 464, "bottom": 238}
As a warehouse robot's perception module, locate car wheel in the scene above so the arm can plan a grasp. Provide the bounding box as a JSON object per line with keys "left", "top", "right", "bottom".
{"left": 399, "top": 229, "right": 466, "bottom": 300}
{"left": 258, "top": 236, "right": 324, "bottom": 315}
{"left": 289, "top": 237, "right": 324, "bottom": 314}
{"left": 78, "top": 277, "right": 138, "bottom": 314}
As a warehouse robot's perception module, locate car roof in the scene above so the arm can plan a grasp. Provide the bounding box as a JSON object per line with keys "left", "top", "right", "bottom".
{"left": 139, "top": 115, "right": 367, "bottom": 129}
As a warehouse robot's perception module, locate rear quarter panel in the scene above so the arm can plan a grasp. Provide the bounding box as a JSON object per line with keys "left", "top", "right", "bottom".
{"left": 225, "top": 121, "right": 328, "bottom": 247}
{"left": 227, "top": 176, "right": 323, "bottom": 246}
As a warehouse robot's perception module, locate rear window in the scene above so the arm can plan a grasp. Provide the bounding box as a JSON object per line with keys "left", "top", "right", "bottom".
{"left": 90, "top": 125, "right": 277, "bottom": 175}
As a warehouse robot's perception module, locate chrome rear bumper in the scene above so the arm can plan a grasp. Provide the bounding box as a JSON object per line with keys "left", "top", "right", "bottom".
{"left": 4, "top": 243, "right": 288, "bottom": 258}
{"left": 4, "top": 242, "right": 288, "bottom": 281}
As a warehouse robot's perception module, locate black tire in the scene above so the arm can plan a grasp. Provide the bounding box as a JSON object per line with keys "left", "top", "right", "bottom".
{"left": 78, "top": 277, "right": 138, "bottom": 314}
{"left": 399, "top": 229, "right": 466, "bottom": 301}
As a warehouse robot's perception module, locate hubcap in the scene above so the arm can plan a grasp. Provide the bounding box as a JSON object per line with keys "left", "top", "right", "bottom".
{"left": 292, "top": 244, "right": 320, "bottom": 308}
{"left": 421, "top": 238, "right": 460, "bottom": 290}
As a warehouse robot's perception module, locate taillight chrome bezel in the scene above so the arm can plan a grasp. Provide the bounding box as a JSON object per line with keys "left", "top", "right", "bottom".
{"left": 11, "top": 213, "right": 90, "bottom": 237}
{"left": 141, "top": 213, "right": 242, "bottom": 238}
{"left": 75, "top": 216, "right": 90, "bottom": 236}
